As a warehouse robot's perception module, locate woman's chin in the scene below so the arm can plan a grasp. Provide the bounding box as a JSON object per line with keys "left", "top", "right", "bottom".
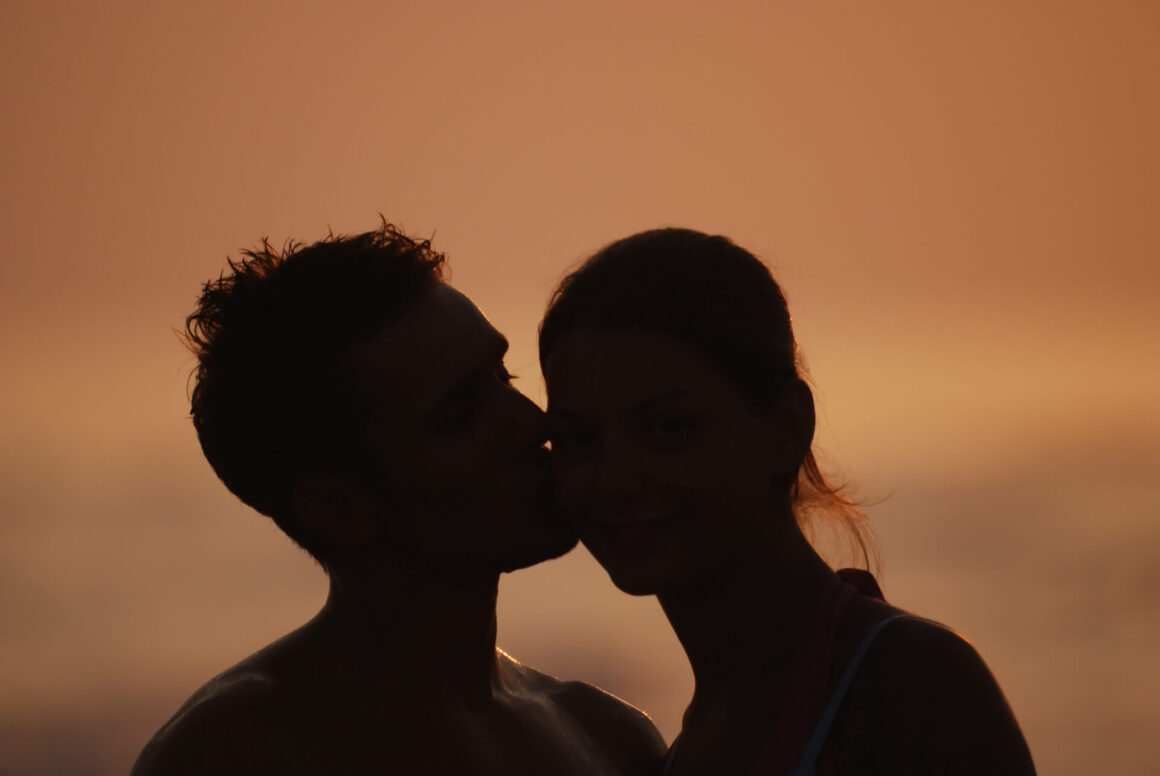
{"left": 594, "top": 551, "right": 689, "bottom": 596}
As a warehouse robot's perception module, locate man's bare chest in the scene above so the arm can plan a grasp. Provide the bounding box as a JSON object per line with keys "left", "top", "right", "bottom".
{"left": 273, "top": 685, "right": 619, "bottom": 775}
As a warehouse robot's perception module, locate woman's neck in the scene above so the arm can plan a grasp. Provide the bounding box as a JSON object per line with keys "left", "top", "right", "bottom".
{"left": 658, "top": 523, "right": 840, "bottom": 717}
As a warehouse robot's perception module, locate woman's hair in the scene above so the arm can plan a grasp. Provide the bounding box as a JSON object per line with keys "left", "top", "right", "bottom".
{"left": 539, "top": 227, "right": 877, "bottom": 570}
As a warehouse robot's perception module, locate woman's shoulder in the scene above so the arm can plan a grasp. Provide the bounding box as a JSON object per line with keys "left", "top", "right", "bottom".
{"left": 830, "top": 601, "right": 1036, "bottom": 775}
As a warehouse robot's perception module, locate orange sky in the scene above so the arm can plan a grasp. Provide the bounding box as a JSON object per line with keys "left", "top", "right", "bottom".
{"left": 2, "top": 2, "right": 1158, "bottom": 773}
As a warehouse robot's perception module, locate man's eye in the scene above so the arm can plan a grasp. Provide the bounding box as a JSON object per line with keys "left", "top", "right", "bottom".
{"left": 496, "top": 365, "right": 516, "bottom": 385}
{"left": 434, "top": 400, "right": 475, "bottom": 431}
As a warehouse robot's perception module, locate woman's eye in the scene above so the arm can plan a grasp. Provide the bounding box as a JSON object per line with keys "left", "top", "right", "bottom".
{"left": 646, "top": 416, "right": 693, "bottom": 440}
{"left": 549, "top": 428, "right": 590, "bottom": 454}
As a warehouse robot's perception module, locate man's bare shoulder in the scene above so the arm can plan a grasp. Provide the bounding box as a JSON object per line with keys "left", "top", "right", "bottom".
{"left": 131, "top": 658, "right": 305, "bottom": 776}
{"left": 500, "top": 651, "right": 668, "bottom": 772}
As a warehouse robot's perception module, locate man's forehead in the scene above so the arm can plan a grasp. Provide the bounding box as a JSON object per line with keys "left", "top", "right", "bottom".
{"left": 355, "top": 283, "right": 503, "bottom": 404}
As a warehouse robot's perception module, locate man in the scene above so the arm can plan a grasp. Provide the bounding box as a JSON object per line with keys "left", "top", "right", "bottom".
{"left": 133, "top": 223, "right": 666, "bottom": 775}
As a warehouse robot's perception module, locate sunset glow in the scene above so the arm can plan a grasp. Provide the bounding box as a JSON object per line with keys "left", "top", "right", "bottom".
{"left": 2, "top": 2, "right": 1158, "bottom": 773}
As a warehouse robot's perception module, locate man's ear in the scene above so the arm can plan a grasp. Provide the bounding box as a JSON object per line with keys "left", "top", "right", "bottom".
{"left": 290, "top": 475, "right": 380, "bottom": 546}
{"left": 768, "top": 377, "right": 816, "bottom": 476}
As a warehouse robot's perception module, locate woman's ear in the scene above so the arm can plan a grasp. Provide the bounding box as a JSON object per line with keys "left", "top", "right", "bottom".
{"left": 769, "top": 377, "right": 816, "bottom": 476}
{"left": 290, "top": 475, "right": 380, "bottom": 546}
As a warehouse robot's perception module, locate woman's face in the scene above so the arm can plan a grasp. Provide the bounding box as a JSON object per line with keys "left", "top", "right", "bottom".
{"left": 545, "top": 327, "right": 794, "bottom": 595}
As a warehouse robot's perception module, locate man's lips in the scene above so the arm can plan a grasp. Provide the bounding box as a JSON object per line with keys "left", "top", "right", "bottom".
{"left": 521, "top": 445, "right": 550, "bottom": 465}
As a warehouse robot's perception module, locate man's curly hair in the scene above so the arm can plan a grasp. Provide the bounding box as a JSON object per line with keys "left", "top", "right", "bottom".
{"left": 183, "top": 221, "right": 447, "bottom": 566}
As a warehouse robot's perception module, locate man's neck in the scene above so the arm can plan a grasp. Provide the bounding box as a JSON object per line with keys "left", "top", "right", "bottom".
{"left": 316, "top": 560, "right": 505, "bottom": 709}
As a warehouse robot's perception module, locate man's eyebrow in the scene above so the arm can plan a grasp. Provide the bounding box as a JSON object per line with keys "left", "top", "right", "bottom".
{"left": 422, "top": 332, "right": 511, "bottom": 425}
{"left": 481, "top": 331, "right": 510, "bottom": 370}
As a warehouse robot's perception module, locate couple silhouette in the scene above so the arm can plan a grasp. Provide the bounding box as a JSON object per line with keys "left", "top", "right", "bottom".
{"left": 133, "top": 223, "right": 1035, "bottom": 775}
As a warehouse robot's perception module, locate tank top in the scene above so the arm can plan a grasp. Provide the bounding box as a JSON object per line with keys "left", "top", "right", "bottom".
{"left": 662, "top": 570, "right": 911, "bottom": 776}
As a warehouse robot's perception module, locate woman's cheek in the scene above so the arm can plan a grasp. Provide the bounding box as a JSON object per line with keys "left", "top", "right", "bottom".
{"left": 550, "top": 459, "right": 589, "bottom": 522}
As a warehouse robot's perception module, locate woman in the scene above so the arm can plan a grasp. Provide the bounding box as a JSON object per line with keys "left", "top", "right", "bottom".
{"left": 539, "top": 229, "right": 1035, "bottom": 775}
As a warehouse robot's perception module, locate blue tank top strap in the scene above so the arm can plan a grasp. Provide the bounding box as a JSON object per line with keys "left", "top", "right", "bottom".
{"left": 788, "top": 614, "right": 914, "bottom": 776}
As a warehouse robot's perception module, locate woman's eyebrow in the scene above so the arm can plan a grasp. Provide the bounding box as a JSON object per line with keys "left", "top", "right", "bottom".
{"left": 628, "top": 391, "right": 693, "bottom": 414}
{"left": 548, "top": 391, "right": 693, "bottom": 422}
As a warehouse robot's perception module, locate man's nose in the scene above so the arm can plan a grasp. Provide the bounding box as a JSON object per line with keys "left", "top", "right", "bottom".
{"left": 499, "top": 384, "right": 549, "bottom": 451}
